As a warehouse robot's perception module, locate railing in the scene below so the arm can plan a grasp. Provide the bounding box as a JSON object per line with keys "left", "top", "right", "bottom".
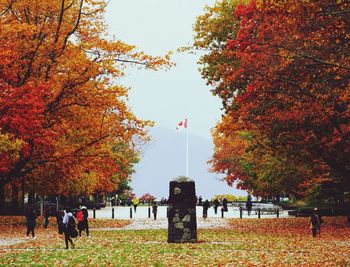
{"left": 87, "top": 205, "right": 286, "bottom": 220}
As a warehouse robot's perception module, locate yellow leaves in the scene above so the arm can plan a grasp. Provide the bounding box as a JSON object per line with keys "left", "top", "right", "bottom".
{"left": 0, "top": 132, "right": 24, "bottom": 160}
{"left": 69, "top": 171, "right": 98, "bottom": 195}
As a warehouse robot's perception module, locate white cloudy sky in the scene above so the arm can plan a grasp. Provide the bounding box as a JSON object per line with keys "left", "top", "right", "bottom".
{"left": 104, "top": 1, "right": 246, "bottom": 198}
{"left": 105, "top": 0, "right": 221, "bottom": 139}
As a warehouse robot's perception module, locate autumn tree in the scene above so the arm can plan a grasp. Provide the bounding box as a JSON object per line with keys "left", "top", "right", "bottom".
{"left": 139, "top": 193, "right": 155, "bottom": 204}
{"left": 211, "top": 114, "right": 318, "bottom": 199}
{"left": 0, "top": 0, "right": 171, "bottom": 210}
{"left": 194, "top": 0, "right": 350, "bottom": 202}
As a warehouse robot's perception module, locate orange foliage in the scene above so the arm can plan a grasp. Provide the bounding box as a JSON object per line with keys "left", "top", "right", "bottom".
{"left": 0, "top": 0, "right": 172, "bottom": 196}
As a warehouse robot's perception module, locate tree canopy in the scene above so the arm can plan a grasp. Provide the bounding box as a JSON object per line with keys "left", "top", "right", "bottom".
{"left": 0, "top": 0, "right": 171, "bottom": 207}
{"left": 193, "top": 0, "right": 350, "bottom": 201}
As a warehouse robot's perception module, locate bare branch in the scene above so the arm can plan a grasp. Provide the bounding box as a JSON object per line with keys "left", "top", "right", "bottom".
{"left": 62, "top": 0, "right": 83, "bottom": 50}
{"left": 81, "top": 0, "right": 110, "bottom": 16}
{"left": 19, "top": 32, "right": 47, "bottom": 86}
{"left": 0, "top": 0, "right": 15, "bottom": 16}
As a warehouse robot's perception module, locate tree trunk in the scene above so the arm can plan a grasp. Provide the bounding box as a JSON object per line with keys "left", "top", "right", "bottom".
{"left": 11, "top": 183, "right": 19, "bottom": 214}
{"left": 28, "top": 191, "right": 34, "bottom": 208}
{"left": 21, "top": 180, "right": 25, "bottom": 213}
{"left": 0, "top": 181, "right": 5, "bottom": 214}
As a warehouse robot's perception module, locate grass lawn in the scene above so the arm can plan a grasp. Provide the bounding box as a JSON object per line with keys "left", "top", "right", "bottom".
{"left": 0, "top": 217, "right": 349, "bottom": 266}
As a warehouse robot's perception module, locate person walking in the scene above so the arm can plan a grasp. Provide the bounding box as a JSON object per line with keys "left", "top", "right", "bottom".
{"left": 213, "top": 199, "right": 220, "bottom": 215}
{"left": 132, "top": 197, "right": 139, "bottom": 213}
{"left": 43, "top": 207, "right": 50, "bottom": 229}
{"left": 222, "top": 198, "right": 228, "bottom": 212}
{"left": 310, "top": 208, "right": 320, "bottom": 237}
{"left": 25, "top": 207, "right": 37, "bottom": 239}
{"left": 78, "top": 205, "right": 89, "bottom": 237}
{"left": 63, "top": 209, "right": 77, "bottom": 249}
{"left": 152, "top": 202, "right": 158, "bottom": 220}
{"left": 198, "top": 196, "right": 203, "bottom": 206}
{"left": 56, "top": 210, "right": 65, "bottom": 235}
{"left": 202, "top": 200, "right": 210, "bottom": 219}
{"left": 77, "top": 208, "right": 85, "bottom": 236}
{"left": 246, "top": 199, "right": 253, "bottom": 216}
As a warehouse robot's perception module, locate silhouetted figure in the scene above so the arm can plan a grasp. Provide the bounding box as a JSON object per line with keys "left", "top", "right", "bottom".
{"left": 152, "top": 202, "right": 158, "bottom": 220}
{"left": 222, "top": 198, "right": 228, "bottom": 212}
{"left": 198, "top": 196, "right": 203, "bottom": 206}
{"left": 246, "top": 199, "right": 253, "bottom": 216}
{"left": 310, "top": 208, "right": 320, "bottom": 237}
{"left": 202, "top": 200, "right": 210, "bottom": 219}
{"left": 43, "top": 207, "right": 50, "bottom": 229}
{"left": 213, "top": 199, "right": 220, "bottom": 215}
{"left": 56, "top": 210, "right": 64, "bottom": 235}
{"left": 25, "top": 208, "right": 37, "bottom": 239}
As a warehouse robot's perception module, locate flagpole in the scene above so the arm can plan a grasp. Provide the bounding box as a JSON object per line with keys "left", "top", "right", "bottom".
{"left": 186, "top": 119, "right": 189, "bottom": 177}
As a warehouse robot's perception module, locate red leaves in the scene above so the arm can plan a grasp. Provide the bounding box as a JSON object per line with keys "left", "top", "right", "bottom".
{"left": 206, "top": 0, "right": 350, "bottom": 196}
{"left": 0, "top": 79, "right": 51, "bottom": 175}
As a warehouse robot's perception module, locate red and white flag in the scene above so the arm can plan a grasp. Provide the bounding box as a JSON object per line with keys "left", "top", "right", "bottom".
{"left": 176, "top": 118, "right": 188, "bottom": 130}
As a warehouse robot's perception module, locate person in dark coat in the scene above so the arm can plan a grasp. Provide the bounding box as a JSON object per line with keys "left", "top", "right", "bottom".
{"left": 43, "top": 207, "right": 50, "bottom": 229}
{"left": 202, "top": 200, "right": 210, "bottom": 219}
{"left": 222, "top": 198, "right": 228, "bottom": 212}
{"left": 25, "top": 208, "right": 37, "bottom": 239}
{"left": 310, "top": 208, "right": 320, "bottom": 237}
{"left": 198, "top": 196, "right": 203, "bottom": 206}
{"left": 63, "top": 209, "right": 76, "bottom": 249}
{"left": 152, "top": 202, "right": 158, "bottom": 220}
{"left": 246, "top": 199, "right": 253, "bottom": 216}
{"left": 213, "top": 199, "right": 220, "bottom": 215}
{"left": 56, "top": 210, "right": 65, "bottom": 235}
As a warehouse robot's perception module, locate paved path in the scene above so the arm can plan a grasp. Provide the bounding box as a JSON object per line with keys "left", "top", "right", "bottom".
{"left": 0, "top": 238, "right": 26, "bottom": 246}
{"left": 1, "top": 206, "right": 290, "bottom": 246}
{"left": 95, "top": 217, "right": 230, "bottom": 231}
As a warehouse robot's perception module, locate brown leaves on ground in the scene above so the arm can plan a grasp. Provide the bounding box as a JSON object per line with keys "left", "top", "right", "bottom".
{"left": 0, "top": 217, "right": 349, "bottom": 266}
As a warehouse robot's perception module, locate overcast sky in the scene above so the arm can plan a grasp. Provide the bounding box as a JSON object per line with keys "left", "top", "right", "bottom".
{"left": 104, "top": 1, "right": 246, "bottom": 198}
{"left": 105, "top": 0, "right": 222, "bottom": 140}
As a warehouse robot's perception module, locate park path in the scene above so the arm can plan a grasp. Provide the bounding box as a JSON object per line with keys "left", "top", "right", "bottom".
{"left": 0, "top": 217, "right": 230, "bottom": 246}
{"left": 0, "top": 238, "right": 24, "bottom": 246}
{"left": 94, "top": 217, "right": 230, "bottom": 231}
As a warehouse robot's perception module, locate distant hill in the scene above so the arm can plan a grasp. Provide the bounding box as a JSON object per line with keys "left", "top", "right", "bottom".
{"left": 130, "top": 127, "right": 247, "bottom": 200}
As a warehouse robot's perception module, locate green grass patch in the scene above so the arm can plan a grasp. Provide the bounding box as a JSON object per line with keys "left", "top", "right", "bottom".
{"left": 1, "top": 218, "right": 350, "bottom": 266}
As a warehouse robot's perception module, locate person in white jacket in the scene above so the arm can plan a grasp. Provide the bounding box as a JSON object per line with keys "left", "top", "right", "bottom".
{"left": 63, "top": 209, "right": 75, "bottom": 249}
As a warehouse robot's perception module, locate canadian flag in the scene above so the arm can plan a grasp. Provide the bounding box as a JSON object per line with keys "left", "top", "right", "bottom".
{"left": 176, "top": 118, "right": 188, "bottom": 130}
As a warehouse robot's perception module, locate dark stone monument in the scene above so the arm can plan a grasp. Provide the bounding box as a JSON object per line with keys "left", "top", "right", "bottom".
{"left": 167, "top": 176, "right": 197, "bottom": 243}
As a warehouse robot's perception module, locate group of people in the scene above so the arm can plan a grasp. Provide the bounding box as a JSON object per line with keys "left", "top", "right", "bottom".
{"left": 200, "top": 198, "right": 229, "bottom": 219}
{"left": 25, "top": 202, "right": 343, "bottom": 243}
{"left": 25, "top": 205, "right": 89, "bottom": 249}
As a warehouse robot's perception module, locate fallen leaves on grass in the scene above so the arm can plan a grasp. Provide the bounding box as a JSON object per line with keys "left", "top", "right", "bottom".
{"left": 0, "top": 217, "right": 349, "bottom": 266}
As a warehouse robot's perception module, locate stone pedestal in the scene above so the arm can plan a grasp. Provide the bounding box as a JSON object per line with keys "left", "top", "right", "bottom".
{"left": 167, "top": 178, "right": 197, "bottom": 243}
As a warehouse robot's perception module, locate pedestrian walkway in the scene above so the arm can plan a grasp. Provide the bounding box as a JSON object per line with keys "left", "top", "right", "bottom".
{"left": 0, "top": 238, "right": 24, "bottom": 246}
{"left": 94, "top": 217, "right": 230, "bottom": 231}
{"left": 89, "top": 206, "right": 290, "bottom": 220}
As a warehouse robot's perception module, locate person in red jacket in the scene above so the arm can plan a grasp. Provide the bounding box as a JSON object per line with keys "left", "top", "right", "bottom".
{"left": 78, "top": 205, "right": 89, "bottom": 237}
